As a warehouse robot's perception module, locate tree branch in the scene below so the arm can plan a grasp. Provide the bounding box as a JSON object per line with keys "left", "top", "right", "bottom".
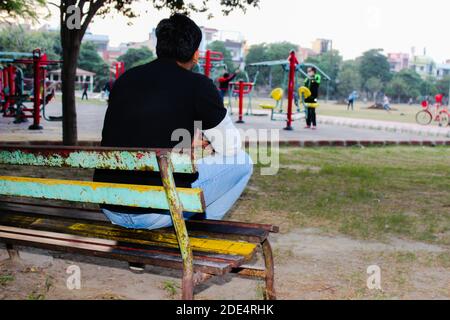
{"left": 80, "top": 0, "right": 106, "bottom": 36}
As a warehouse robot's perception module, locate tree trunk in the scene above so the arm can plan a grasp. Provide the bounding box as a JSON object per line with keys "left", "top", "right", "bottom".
{"left": 60, "top": 24, "right": 81, "bottom": 145}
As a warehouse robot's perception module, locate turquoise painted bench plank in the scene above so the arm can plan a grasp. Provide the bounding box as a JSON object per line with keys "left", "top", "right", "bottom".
{"left": 0, "top": 176, "right": 205, "bottom": 213}
{"left": 0, "top": 146, "right": 195, "bottom": 174}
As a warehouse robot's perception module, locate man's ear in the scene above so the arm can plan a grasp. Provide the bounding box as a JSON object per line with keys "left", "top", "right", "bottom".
{"left": 193, "top": 50, "right": 200, "bottom": 64}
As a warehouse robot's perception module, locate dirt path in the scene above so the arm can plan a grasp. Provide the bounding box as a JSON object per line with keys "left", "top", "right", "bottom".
{"left": 1, "top": 228, "right": 448, "bottom": 300}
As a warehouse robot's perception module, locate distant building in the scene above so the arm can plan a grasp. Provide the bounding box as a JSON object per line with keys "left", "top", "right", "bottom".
{"left": 387, "top": 53, "right": 410, "bottom": 72}
{"left": 223, "top": 39, "right": 246, "bottom": 63}
{"left": 199, "top": 27, "right": 220, "bottom": 52}
{"left": 435, "top": 63, "right": 450, "bottom": 79}
{"left": 48, "top": 68, "right": 95, "bottom": 91}
{"left": 410, "top": 55, "right": 436, "bottom": 78}
{"left": 298, "top": 47, "right": 318, "bottom": 61}
{"left": 311, "top": 39, "right": 332, "bottom": 55}
{"left": 102, "top": 45, "right": 127, "bottom": 65}
{"left": 83, "top": 32, "right": 109, "bottom": 53}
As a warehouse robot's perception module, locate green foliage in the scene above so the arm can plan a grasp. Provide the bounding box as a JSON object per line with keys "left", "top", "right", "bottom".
{"left": 78, "top": 42, "right": 109, "bottom": 91}
{"left": 0, "top": 26, "right": 60, "bottom": 77}
{"left": 435, "top": 76, "right": 450, "bottom": 96}
{"left": 0, "top": 25, "right": 60, "bottom": 61}
{"left": 245, "top": 42, "right": 298, "bottom": 87}
{"left": 365, "top": 77, "right": 383, "bottom": 101}
{"left": 150, "top": 0, "right": 260, "bottom": 16}
{"left": 336, "top": 60, "right": 361, "bottom": 99}
{"left": 358, "top": 49, "right": 392, "bottom": 91}
{"left": 0, "top": 0, "right": 47, "bottom": 22}
{"left": 386, "top": 77, "right": 408, "bottom": 102}
{"left": 207, "top": 40, "right": 235, "bottom": 71}
{"left": 117, "top": 46, "right": 155, "bottom": 69}
{"left": 420, "top": 76, "right": 439, "bottom": 97}
{"left": 393, "top": 69, "right": 422, "bottom": 99}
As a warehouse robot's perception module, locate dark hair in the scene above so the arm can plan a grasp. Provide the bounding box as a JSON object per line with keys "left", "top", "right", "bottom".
{"left": 155, "top": 14, "right": 202, "bottom": 63}
{"left": 223, "top": 73, "right": 230, "bottom": 78}
{"left": 308, "top": 67, "right": 317, "bottom": 73}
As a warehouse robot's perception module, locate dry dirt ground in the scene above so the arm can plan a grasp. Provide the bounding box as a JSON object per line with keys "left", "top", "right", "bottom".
{"left": 0, "top": 228, "right": 448, "bottom": 300}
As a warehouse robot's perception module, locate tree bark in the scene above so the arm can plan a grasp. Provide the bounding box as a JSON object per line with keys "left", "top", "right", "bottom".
{"left": 61, "top": 31, "right": 81, "bottom": 145}
{"left": 60, "top": 3, "right": 81, "bottom": 146}
{"left": 59, "top": 0, "right": 105, "bottom": 145}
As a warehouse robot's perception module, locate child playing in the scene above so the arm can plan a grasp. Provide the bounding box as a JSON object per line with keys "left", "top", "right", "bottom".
{"left": 304, "top": 67, "right": 321, "bottom": 129}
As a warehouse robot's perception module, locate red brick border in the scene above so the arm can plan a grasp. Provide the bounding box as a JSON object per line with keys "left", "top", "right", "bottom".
{"left": 1, "top": 140, "right": 449, "bottom": 148}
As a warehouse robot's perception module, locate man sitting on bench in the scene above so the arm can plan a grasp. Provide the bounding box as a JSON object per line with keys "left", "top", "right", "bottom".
{"left": 94, "top": 14, "right": 252, "bottom": 231}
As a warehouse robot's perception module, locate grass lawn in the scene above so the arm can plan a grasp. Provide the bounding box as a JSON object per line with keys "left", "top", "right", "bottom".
{"left": 231, "top": 146, "right": 450, "bottom": 246}
{"left": 250, "top": 97, "right": 432, "bottom": 125}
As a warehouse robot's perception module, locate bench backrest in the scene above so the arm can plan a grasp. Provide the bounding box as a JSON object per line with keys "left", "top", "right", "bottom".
{"left": 0, "top": 145, "right": 205, "bottom": 213}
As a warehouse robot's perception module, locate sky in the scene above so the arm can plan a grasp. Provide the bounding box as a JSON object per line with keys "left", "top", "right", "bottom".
{"left": 42, "top": 0, "right": 450, "bottom": 62}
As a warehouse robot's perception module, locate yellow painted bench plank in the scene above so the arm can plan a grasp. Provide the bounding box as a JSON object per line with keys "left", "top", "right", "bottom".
{"left": 0, "top": 176, "right": 205, "bottom": 213}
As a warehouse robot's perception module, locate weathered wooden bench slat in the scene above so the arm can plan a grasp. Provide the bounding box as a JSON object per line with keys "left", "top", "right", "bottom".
{"left": 0, "top": 176, "right": 205, "bottom": 213}
{"left": 0, "top": 201, "right": 271, "bottom": 243}
{"left": 0, "top": 212, "right": 257, "bottom": 259}
{"left": 0, "top": 224, "right": 247, "bottom": 268}
{"left": 0, "top": 146, "right": 196, "bottom": 173}
{"left": 0, "top": 227, "right": 233, "bottom": 275}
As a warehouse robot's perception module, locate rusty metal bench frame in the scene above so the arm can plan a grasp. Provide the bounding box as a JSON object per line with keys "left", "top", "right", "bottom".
{"left": 0, "top": 145, "right": 278, "bottom": 300}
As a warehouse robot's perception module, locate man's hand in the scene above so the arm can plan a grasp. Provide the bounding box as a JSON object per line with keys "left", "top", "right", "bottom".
{"left": 192, "top": 130, "right": 215, "bottom": 157}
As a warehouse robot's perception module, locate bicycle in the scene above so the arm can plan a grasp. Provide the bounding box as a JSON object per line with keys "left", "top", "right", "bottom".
{"left": 416, "top": 94, "right": 450, "bottom": 127}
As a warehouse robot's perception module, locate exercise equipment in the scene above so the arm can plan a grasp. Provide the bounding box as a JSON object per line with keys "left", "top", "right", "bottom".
{"left": 233, "top": 81, "right": 255, "bottom": 124}
{"left": 197, "top": 50, "right": 227, "bottom": 80}
{"left": 248, "top": 51, "right": 331, "bottom": 130}
{"left": 260, "top": 86, "right": 313, "bottom": 124}
{"left": 110, "top": 61, "right": 125, "bottom": 81}
{"left": 226, "top": 70, "right": 259, "bottom": 117}
{"left": 0, "top": 49, "right": 61, "bottom": 130}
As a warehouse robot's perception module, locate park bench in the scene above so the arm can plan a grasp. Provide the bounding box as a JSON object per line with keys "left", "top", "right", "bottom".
{"left": 0, "top": 145, "right": 278, "bottom": 300}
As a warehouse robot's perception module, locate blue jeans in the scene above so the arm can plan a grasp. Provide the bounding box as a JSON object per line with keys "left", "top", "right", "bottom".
{"left": 102, "top": 151, "right": 253, "bottom": 230}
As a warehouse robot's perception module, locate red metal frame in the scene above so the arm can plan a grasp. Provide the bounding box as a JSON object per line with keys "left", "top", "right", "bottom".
{"left": 231, "top": 81, "right": 253, "bottom": 124}
{"left": 200, "top": 50, "right": 224, "bottom": 78}
{"left": 285, "top": 51, "right": 299, "bottom": 131}
{"left": 111, "top": 61, "right": 125, "bottom": 81}
{"left": 1, "top": 49, "right": 61, "bottom": 130}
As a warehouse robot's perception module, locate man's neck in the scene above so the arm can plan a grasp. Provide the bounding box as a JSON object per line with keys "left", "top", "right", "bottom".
{"left": 177, "top": 61, "right": 194, "bottom": 71}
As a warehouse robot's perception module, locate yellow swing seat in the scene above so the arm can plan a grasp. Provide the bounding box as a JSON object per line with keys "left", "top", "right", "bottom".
{"left": 259, "top": 104, "right": 276, "bottom": 110}
{"left": 259, "top": 88, "right": 284, "bottom": 110}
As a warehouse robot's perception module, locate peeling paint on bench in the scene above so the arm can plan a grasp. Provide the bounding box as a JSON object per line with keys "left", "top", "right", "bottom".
{"left": 0, "top": 147, "right": 195, "bottom": 174}
{"left": 0, "top": 176, "right": 205, "bottom": 213}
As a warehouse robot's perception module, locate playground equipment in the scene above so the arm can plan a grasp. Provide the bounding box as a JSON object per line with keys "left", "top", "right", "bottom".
{"left": 416, "top": 94, "right": 449, "bottom": 127}
{"left": 260, "top": 86, "right": 313, "bottom": 124}
{"left": 233, "top": 81, "right": 255, "bottom": 123}
{"left": 226, "top": 69, "right": 259, "bottom": 117}
{"left": 0, "top": 49, "right": 61, "bottom": 130}
{"left": 197, "top": 50, "right": 227, "bottom": 79}
{"left": 110, "top": 61, "right": 125, "bottom": 81}
{"left": 248, "top": 51, "right": 331, "bottom": 130}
